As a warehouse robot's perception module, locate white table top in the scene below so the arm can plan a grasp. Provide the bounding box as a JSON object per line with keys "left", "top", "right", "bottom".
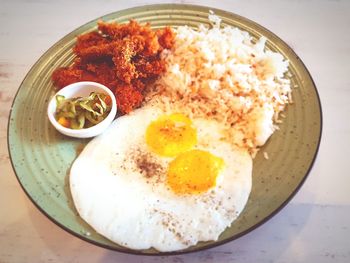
{"left": 1, "top": 0, "right": 349, "bottom": 262}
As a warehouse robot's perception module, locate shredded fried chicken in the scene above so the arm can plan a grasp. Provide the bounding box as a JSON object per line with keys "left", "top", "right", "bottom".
{"left": 52, "top": 20, "right": 175, "bottom": 114}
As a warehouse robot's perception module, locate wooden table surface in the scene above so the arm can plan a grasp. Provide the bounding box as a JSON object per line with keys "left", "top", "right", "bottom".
{"left": 1, "top": 0, "right": 350, "bottom": 262}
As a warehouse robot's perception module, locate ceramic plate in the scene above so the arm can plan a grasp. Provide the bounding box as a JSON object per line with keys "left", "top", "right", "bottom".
{"left": 8, "top": 4, "right": 322, "bottom": 255}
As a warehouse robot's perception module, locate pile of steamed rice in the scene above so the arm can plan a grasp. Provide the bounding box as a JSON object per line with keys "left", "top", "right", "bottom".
{"left": 146, "top": 13, "right": 291, "bottom": 156}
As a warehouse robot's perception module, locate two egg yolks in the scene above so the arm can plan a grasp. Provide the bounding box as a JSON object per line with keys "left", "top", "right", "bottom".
{"left": 145, "top": 114, "right": 225, "bottom": 194}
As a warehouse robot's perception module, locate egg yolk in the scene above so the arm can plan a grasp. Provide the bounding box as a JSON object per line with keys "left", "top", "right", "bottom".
{"left": 167, "top": 149, "right": 225, "bottom": 194}
{"left": 145, "top": 113, "right": 197, "bottom": 157}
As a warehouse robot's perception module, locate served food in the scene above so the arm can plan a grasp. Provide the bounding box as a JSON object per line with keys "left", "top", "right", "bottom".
{"left": 149, "top": 12, "right": 291, "bottom": 155}
{"left": 47, "top": 81, "right": 117, "bottom": 138}
{"left": 70, "top": 106, "right": 252, "bottom": 251}
{"left": 67, "top": 13, "right": 292, "bottom": 252}
{"left": 52, "top": 19, "right": 175, "bottom": 114}
{"left": 55, "top": 92, "right": 112, "bottom": 129}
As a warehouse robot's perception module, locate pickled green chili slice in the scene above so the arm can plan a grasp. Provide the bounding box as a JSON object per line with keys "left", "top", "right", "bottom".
{"left": 55, "top": 92, "right": 112, "bottom": 129}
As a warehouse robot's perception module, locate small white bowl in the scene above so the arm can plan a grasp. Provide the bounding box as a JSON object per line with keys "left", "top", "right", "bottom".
{"left": 47, "top": 81, "right": 117, "bottom": 138}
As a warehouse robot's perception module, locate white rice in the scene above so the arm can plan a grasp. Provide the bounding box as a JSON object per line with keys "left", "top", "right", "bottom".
{"left": 146, "top": 14, "right": 291, "bottom": 155}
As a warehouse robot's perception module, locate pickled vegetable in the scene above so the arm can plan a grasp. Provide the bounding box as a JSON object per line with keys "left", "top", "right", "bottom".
{"left": 55, "top": 92, "right": 112, "bottom": 129}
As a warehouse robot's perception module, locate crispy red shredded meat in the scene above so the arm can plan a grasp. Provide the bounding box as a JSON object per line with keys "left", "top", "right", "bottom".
{"left": 52, "top": 20, "right": 175, "bottom": 114}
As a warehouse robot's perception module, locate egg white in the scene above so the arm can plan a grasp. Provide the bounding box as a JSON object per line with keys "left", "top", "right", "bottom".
{"left": 70, "top": 105, "right": 252, "bottom": 252}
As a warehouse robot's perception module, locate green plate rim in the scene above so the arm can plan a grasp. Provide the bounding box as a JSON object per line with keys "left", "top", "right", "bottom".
{"left": 7, "top": 3, "right": 323, "bottom": 256}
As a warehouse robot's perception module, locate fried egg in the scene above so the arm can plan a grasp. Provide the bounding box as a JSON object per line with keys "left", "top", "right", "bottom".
{"left": 70, "top": 105, "right": 252, "bottom": 252}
